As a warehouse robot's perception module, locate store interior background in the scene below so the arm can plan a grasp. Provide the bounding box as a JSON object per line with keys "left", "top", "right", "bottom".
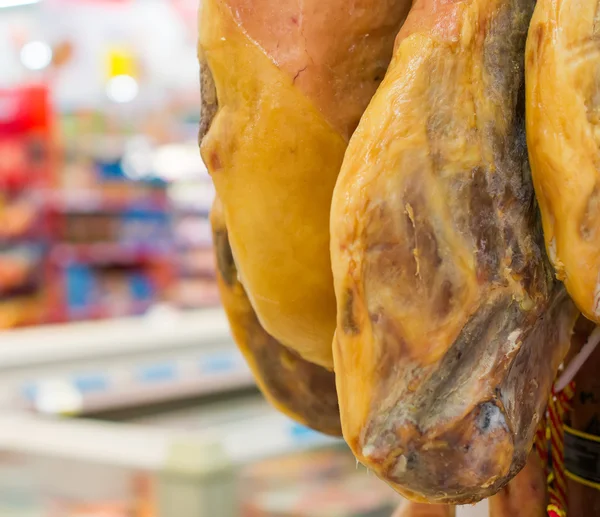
{"left": 0, "top": 1, "right": 486, "bottom": 516}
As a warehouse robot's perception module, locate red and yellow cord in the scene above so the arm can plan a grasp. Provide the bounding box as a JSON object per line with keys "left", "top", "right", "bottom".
{"left": 534, "top": 381, "right": 576, "bottom": 517}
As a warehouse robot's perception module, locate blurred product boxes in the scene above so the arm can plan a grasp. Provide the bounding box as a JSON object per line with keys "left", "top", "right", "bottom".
{"left": 0, "top": 83, "right": 219, "bottom": 328}
{"left": 0, "top": 84, "right": 54, "bottom": 329}
{"left": 169, "top": 178, "right": 219, "bottom": 309}
{"left": 46, "top": 123, "right": 176, "bottom": 322}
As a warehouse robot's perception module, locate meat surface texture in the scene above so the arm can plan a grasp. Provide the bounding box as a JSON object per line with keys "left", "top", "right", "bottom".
{"left": 211, "top": 198, "right": 341, "bottom": 436}
{"left": 199, "top": 0, "right": 410, "bottom": 368}
{"left": 330, "top": 0, "right": 578, "bottom": 503}
{"left": 526, "top": 0, "right": 600, "bottom": 324}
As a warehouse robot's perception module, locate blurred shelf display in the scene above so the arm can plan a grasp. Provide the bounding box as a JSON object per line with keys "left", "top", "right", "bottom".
{"left": 47, "top": 189, "right": 170, "bottom": 213}
{"left": 0, "top": 84, "right": 218, "bottom": 327}
{"left": 0, "top": 0, "right": 220, "bottom": 327}
{"left": 238, "top": 447, "right": 401, "bottom": 517}
{"left": 0, "top": 308, "right": 255, "bottom": 414}
{"left": 0, "top": 401, "right": 352, "bottom": 517}
{"left": 169, "top": 173, "right": 218, "bottom": 309}
{"left": 0, "top": 406, "right": 489, "bottom": 517}
{"left": 0, "top": 84, "right": 55, "bottom": 330}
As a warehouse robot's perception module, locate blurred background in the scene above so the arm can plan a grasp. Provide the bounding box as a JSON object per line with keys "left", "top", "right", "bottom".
{"left": 0, "top": 0, "right": 409, "bottom": 516}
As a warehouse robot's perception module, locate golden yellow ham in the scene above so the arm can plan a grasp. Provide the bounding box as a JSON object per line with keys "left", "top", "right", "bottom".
{"left": 199, "top": 0, "right": 410, "bottom": 368}
{"left": 330, "top": 0, "right": 578, "bottom": 504}
{"left": 526, "top": 0, "right": 600, "bottom": 324}
{"left": 211, "top": 198, "right": 341, "bottom": 436}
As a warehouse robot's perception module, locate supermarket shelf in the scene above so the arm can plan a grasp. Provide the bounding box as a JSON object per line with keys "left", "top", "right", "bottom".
{"left": 49, "top": 241, "right": 173, "bottom": 264}
{"left": 0, "top": 307, "right": 256, "bottom": 413}
{"left": 0, "top": 307, "right": 230, "bottom": 366}
{"left": 0, "top": 412, "right": 174, "bottom": 470}
{"left": 0, "top": 402, "right": 345, "bottom": 516}
{"left": 47, "top": 189, "right": 169, "bottom": 213}
{"left": 0, "top": 404, "right": 341, "bottom": 470}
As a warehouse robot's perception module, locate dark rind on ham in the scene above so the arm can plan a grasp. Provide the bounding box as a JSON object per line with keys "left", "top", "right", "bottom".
{"left": 212, "top": 213, "right": 342, "bottom": 437}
